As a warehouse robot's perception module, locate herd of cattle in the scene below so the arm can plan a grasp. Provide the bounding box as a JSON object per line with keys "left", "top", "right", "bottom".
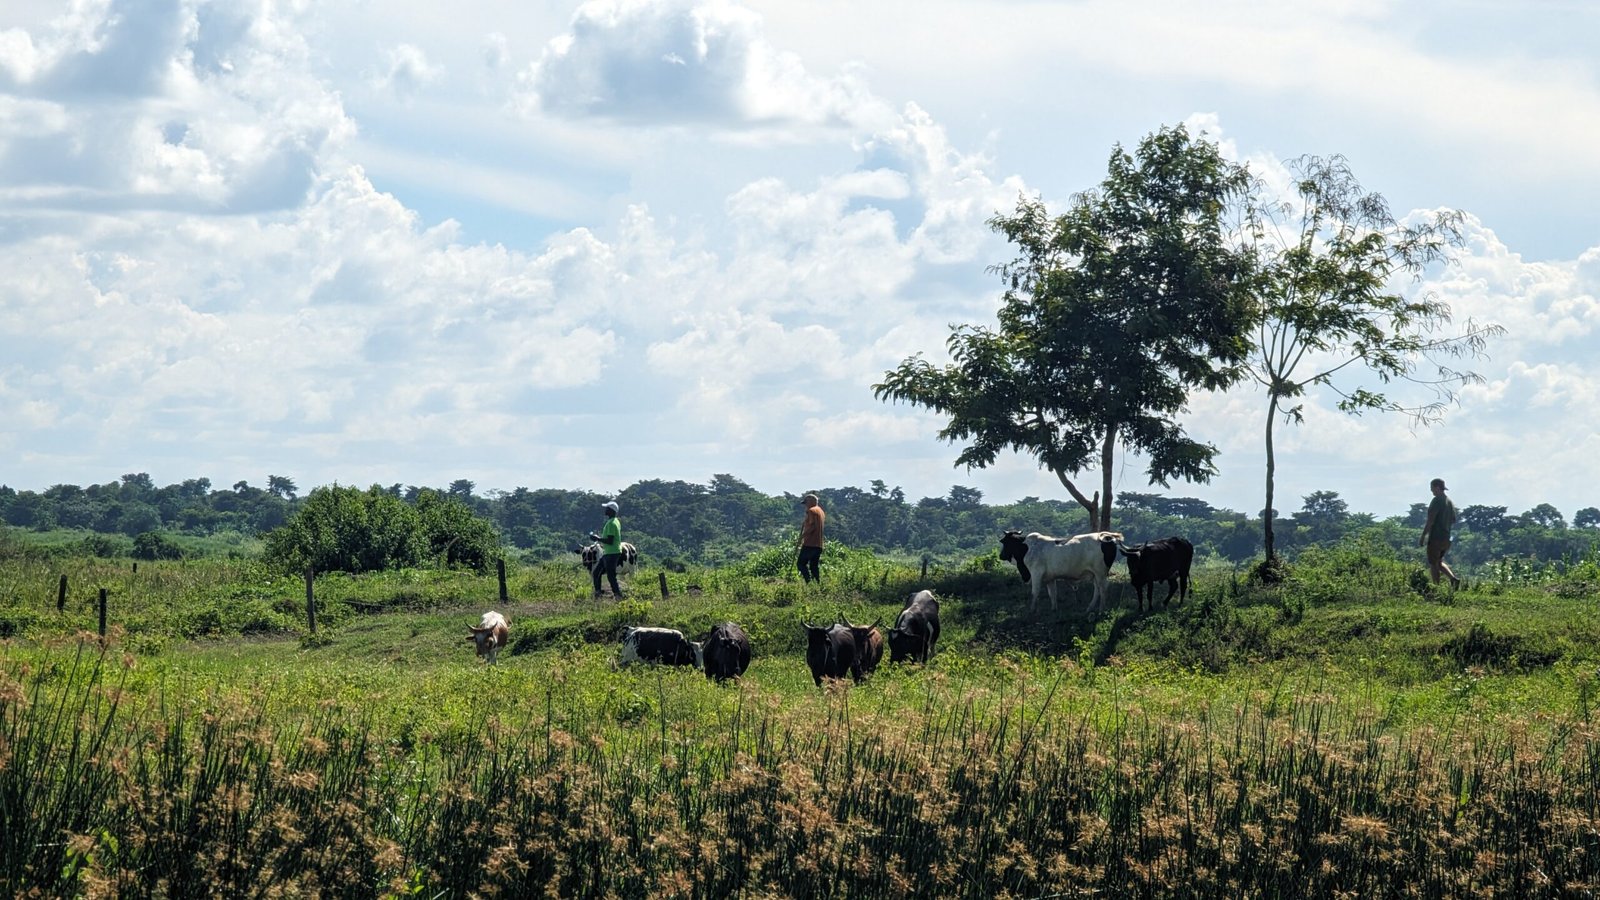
{"left": 471, "top": 530, "right": 1195, "bottom": 682}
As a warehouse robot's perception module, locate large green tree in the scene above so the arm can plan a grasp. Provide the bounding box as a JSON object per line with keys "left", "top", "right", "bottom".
{"left": 876, "top": 125, "right": 1257, "bottom": 529}
{"left": 1243, "top": 155, "right": 1504, "bottom": 562}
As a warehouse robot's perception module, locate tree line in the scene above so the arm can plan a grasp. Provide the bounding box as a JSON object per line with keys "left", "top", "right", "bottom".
{"left": 3, "top": 473, "right": 1596, "bottom": 571}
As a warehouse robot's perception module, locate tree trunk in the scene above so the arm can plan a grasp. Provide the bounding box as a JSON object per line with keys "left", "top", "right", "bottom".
{"left": 1264, "top": 395, "right": 1277, "bottom": 561}
{"left": 1053, "top": 469, "right": 1100, "bottom": 526}
{"left": 1099, "top": 426, "right": 1116, "bottom": 531}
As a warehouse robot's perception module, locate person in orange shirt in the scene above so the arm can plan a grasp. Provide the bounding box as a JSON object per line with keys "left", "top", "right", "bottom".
{"left": 796, "top": 493, "right": 825, "bottom": 584}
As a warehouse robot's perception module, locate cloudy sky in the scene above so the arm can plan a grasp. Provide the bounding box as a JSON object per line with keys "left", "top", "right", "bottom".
{"left": 3, "top": 0, "right": 1598, "bottom": 521}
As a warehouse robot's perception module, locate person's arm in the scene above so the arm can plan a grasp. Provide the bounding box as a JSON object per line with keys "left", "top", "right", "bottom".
{"left": 1420, "top": 506, "right": 1437, "bottom": 546}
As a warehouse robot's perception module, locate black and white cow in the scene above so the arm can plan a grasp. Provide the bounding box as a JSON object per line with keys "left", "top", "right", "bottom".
{"left": 1118, "top": 536, "right": 1194, "bottom": 611}
{"left": 577, "top": 541, "right": 639, "bottom": 573}
{"left": 998, "top": 530, "right": 1123, "bottom": 612}
{"left": 803, "top": 622, "right": 860, "bottom": 686}
{"left": 618, "top": 626, "right": 701, "bottom": 668}
{"left": 887, "top": 590, "right": 940, "bottom": 664}
{"left": 699, "top": 621, "right": 752, "bottom": 682}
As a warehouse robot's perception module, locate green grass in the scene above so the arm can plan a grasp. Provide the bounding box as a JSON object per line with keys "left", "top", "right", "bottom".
{"left": 4, "top": 540, "right": 1600, "bottom": 895}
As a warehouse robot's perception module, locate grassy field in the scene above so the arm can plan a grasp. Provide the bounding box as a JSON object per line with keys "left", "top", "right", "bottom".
{"left": 4, "top": 538, "right": 1600, "bottom": 896}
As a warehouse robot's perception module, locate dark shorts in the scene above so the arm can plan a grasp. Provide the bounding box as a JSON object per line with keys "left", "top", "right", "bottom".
{"left": 1426, "top": 539, "right": 1451, "bottom": 565}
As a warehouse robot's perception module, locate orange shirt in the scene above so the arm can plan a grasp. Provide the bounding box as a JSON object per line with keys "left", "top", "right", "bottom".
{"left": 800, "top": 505, "right": 826, "bottom": 548}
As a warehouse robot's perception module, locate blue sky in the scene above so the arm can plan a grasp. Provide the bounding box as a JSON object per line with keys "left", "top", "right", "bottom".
{"left": 3, "top": 0, "right": 1598, "bottom": 521}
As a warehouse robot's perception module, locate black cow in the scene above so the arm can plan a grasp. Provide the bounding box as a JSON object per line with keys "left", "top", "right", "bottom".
{"left": 839, "top": 618, "right": 884, "bottom": 678}
{"left": 618, "top": 626, "right": 700, "bottom": 668}
{"left": 699, "top": 621, "right": 751, "bottom": 682}
{"left": 803, "top": 622, "right": 860, "bottom": 686}
{"left": 1118, "top": 536, "right": 1194, "bottom": 611}
{"left": 887, "top": 590, "right": 940, "bottom": 664}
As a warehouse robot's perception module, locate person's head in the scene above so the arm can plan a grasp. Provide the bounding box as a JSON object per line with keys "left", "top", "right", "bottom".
{"left": 1430, "top": 478, "right": 1447, "bottom": 494}
{"left": 602, "top": 500, "right": 619, "bottom": 517}
{"left": 803, "top": 493, "right": 818, "bottom": 509}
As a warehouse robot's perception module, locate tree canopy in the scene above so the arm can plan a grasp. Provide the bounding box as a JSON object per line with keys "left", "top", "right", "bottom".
{"left": 875, "top": 125, "right": 1257, "bottom": 529}
{"left": 1242, "top": 154, "right": 1504, "bottom": 561}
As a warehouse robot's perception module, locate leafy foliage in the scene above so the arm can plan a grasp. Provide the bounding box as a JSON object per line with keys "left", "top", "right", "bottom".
{"left": 414, "top": 490, "right": 501, "bottom": 572}
{"left": 1242, "top": 154, "right": 1505, "bottom": 558}
{"left": 876, "top": 124, "right": 1256, "bottom": 528}
{"left": 263, "top": 484, "right": 428, "bottom": 574}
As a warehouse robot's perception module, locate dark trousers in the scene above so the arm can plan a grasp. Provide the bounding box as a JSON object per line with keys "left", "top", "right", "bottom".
{"left": 797, "top": 546, "right": 822, "bottom": 583}
{"left": 592, "top": 554, "right": 623, "bottom": 597}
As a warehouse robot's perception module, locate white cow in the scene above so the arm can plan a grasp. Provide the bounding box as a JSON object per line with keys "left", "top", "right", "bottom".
{"left": 467, "top": 610, "right": 510, "bottom": 664}
{"left": 998, "top": 530, "right": 1124, "bottom": 612}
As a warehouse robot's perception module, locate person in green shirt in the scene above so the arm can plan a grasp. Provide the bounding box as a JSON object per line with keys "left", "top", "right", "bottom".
{"left": 588, "top": 501, "right": 625, "bottom": 599}
{"left": 1419, "top": 477, "right": 1461, "bottom": 589}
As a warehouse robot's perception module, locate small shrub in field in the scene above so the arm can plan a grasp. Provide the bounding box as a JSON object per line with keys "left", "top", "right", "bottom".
{"left": 79, "top": 532, "right": 130, "bottom": 558}
{"left": 132, "top": 531, "right": 183, "bottom": 561}
{"left": 604, "top": 598, "right": 654, "bottom": 633}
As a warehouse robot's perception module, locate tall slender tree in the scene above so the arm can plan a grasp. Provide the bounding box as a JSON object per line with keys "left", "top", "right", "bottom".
{"left": 876, "top": 125, "right": 1257, "bottom": 529}
{"left": 1243, "top": 155, "right": 1504, "bottom": 564}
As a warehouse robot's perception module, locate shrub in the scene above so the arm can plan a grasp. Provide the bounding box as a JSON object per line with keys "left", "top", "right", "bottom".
{"left": 79, "top": 532, "right": 130, "bottom": 558}
{"left": 132, "top": 531, "right": 184, "bottom": 561}
{"left": 415, "top": 491, "right": 502, "bottom": 572}
{"left": 263, "top": 485, "right": 427, "bottom": 574}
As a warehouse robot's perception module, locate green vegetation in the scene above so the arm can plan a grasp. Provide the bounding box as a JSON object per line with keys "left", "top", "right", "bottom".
{"left": 4, "top": 533, "right": 1600, "bottom": 895}
{"left": 877, "top": 124, "right": 1257, "bottom": 530}
{"left": 262, "top": 484, "right": 500, "bottom": 575}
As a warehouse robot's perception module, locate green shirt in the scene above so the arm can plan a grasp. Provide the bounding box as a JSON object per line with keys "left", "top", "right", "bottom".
{"left": 600, "top": 517, "right": 623, "bottom": 556}
{"left": 1427, "top": 495, "right": 1455, "bottom": 542}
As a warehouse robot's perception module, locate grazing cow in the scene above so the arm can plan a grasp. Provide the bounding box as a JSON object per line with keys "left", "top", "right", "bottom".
{"left": 887, "top": 590, "right": 940, "bottom": 664}
{"left": 618, "top": 626, "right": 702, "bottom": 668}
{"left": 803, "top": 622, "right": 861, "bottom": 686}
{"left": 840, "top": 618, "right": 884, "bottom": 677}
{"left": 998, "top": 530, "right": 1124, "bottom": 612}
{"left": 699, "top": 621, "right": 752, "bottom": 682}
{"left": 576, "top": 541, "right": 639, "bottom": 574}
{"left": 1118, "top": 536, "right": 1194, "bottom": 611}
{"left": 466, "top": 610, "right": 510, "bottom": 664}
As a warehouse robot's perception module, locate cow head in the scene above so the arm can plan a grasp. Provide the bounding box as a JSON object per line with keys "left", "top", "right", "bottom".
{"left": 1098, "top": 536, "right": 1119, "bottom": 570}
{"left": 886, "top": 625, "right": 921, "bottom": 663}
{"left": 998, "top": 530, "right": 1031, "bottom": 583}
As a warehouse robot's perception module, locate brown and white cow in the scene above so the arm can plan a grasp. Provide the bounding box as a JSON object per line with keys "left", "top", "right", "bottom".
{"left": 466, "top": 610, "right": 510, "bottom": 664}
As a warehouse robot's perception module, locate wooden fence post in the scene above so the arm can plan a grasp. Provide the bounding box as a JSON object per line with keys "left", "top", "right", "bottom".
{"left": 98, "top": 588, "right": 107, "bottom": 637}
{"left": 132, "top": 561, "right": 138, "bottom": 574}
{"left": 498, "top": 558, "right": 509, "bottom": 605}
{"left": 57, "top": 574, "right": 68, "bottom": 613}
{"left": 659, "top": 571, "right": 669, "bottom": 600}
{"left": 921, "top": 554, "right": 931, "bottom": 581}
{"left": 304, "top": 567, "right": 317, "bottom": 634}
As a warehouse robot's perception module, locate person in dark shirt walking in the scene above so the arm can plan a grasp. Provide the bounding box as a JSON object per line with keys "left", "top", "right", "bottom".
{"left": 1419, "top": 477, "right": 1461, "bottom": 590}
